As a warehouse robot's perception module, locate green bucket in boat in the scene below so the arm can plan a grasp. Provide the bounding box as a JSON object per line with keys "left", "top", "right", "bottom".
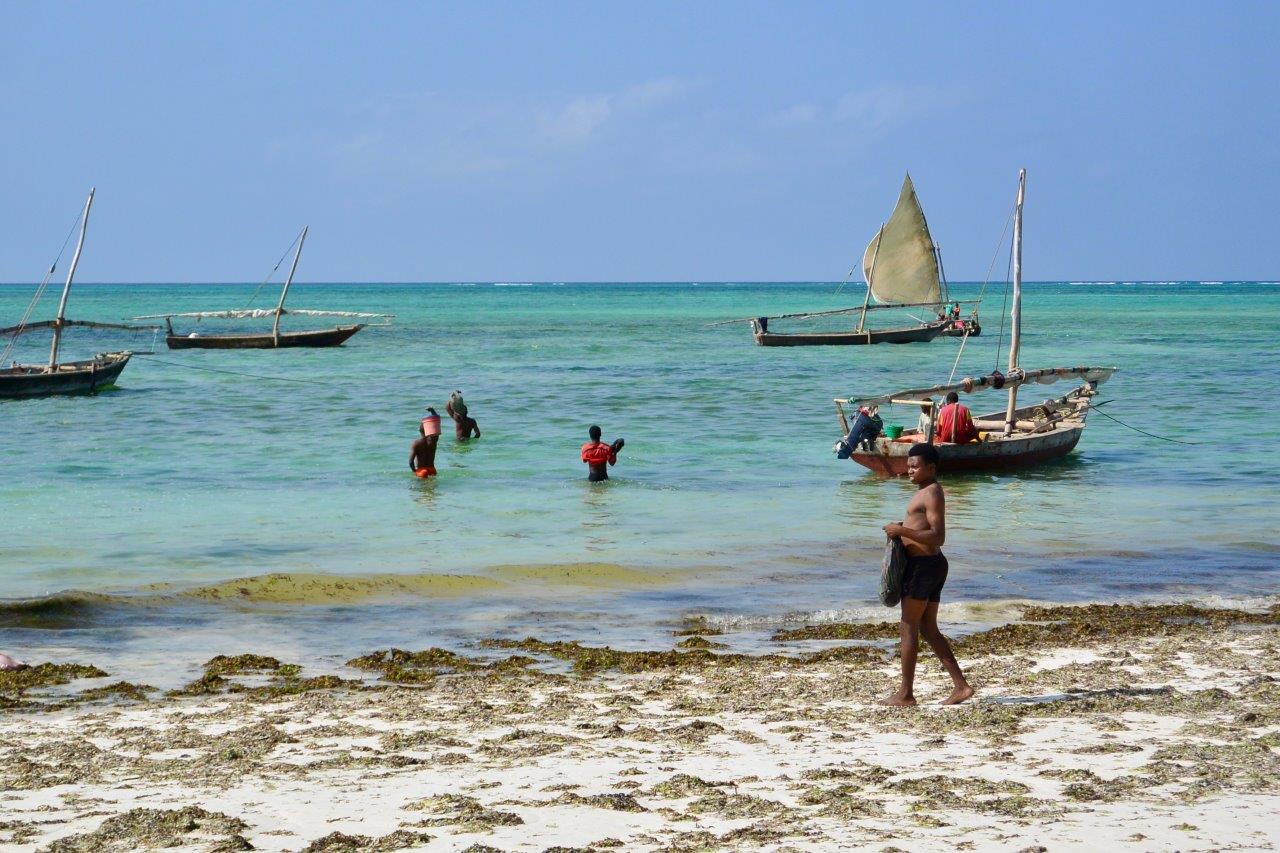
{"left": 884, "top": 425, "right": 904, "bottom": 440}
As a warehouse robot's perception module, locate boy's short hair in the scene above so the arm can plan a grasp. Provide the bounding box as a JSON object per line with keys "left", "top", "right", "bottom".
{"left": 589, "top": 424, "right": 602, "bottom": 441}
{"left": 945, "top": 391, "right": 959, "bottom": 404}
{"left": 907, "top": 442, "right": 940, "bottom": 467}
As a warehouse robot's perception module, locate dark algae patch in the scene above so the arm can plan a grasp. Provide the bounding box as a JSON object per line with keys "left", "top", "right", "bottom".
{"left": 44, "top": 806, "right": 251, "bottom": 852}
{"left": 772, "top": 622, "right": 900, "bottom": 642}
{"left": 346, "top": 647, "right": 535, "bottom": 684}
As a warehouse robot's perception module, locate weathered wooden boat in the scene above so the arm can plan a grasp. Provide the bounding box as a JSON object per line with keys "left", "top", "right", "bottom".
{"left": 834, "top": 170, "right": 1116, "bottom": 475}
{"left": 751, "top": 315, "right": 949, "bottom": 346}
{"left": 728, "top": 174, "right": 978, "bottom": 346}
{"left": 1, "top": 189, "right": 155, "bottom": 399}
{"left": 134, "top": 227, "right": 391, "bottom": 349}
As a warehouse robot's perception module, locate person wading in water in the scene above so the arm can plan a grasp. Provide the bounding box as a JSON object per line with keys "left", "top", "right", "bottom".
{"left": 410, "top": 409, "right": 441, "bottom": 477}
{"left": 581, "top": 425, "right": 624, "bottom": 482}
{"left": 880, "top": 443, "right": 974, "bottom": 706}
{"left": 445, "top": 391, "right": 481, "bottom": 442}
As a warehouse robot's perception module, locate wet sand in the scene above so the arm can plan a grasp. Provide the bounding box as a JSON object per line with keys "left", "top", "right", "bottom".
{"left": 2, "top": 602, "right": 1279, "bottom": 851}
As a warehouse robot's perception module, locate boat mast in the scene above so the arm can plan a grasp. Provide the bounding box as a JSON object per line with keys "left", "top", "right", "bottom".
{"left": 856, "top": 224, "right": 885, "bottom": 333}
{"left": 272, "top": 226, "right": 308, "bottom": 346}
{"left": 48, "top": 188, "right": 95, "bottom": 369}
{"left": 1002, "top": 169, "right": 1026, "bottom": 436}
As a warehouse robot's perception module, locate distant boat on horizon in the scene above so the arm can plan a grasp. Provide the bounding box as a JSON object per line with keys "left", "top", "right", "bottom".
{"left": 134, "top": 227, "right": 392, "bottom": 349}
{"left": 723, "top": 174, "right": 980, "bottom": 346}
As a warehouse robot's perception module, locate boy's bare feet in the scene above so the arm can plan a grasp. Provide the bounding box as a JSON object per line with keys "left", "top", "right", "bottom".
{"left": 941, "top": 684, "right": 975, "bottom": 705}
{"left": 879, "top": 691, "right": 917, "bottom": 707}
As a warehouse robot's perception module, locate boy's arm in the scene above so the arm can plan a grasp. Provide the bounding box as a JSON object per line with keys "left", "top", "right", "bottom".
{"left": 409, "top": 446, "right": 418, "bottom": 470}
{"left": 471, "top": 420, "right": 481, "bottom": 439}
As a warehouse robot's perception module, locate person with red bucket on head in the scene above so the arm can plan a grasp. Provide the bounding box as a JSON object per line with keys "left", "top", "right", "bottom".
{"left": 410, "top": 408, "right": 441, "bottom": 477}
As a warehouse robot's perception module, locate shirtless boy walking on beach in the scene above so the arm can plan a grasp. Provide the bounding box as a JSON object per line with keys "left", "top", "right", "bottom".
{"left": 881, "top": 443, "right": 974, "bottom": 706}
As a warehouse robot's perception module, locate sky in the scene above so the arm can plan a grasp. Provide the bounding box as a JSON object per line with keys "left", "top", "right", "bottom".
{"left": 3, "top": 2, "right": 1278, "bottom": 282}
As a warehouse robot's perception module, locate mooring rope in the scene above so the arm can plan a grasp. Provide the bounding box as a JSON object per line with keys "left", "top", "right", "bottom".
{"left": 135, "top": 354, "right": 330, "bottom": 385}
{"left": 1090, "top": 406, "right": 1197, "bottom": 445}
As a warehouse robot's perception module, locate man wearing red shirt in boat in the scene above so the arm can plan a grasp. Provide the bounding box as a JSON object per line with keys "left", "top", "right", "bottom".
{"left": 934, "top": 392, "right": 978, "bottom": 444}
{"left": 581, "top": 425, "right": 624, "bottom": 482}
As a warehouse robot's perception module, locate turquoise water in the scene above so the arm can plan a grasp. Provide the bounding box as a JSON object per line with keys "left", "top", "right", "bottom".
{"left": 2, "top": 282, "right": 1278, "bottom": 677}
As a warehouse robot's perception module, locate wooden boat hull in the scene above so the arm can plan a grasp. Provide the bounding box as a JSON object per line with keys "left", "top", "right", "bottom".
{"left": 851, "top": 425, "right": 1083, "bottom": 475}
{"left": 940, "top": 319, "right": 980, "bottom": 337}
{"left": 753, "top": 319, "right": 948, "bottom": 347}
{"left": 0, "top": 352, "right": 132, "bottom": 399}
{"left": 166, "top": 325, "right": 364, "bottom": 349}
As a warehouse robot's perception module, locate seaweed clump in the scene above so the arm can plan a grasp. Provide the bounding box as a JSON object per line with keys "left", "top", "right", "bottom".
{"left": 345, "top": 648, "right": 535, "bottom": 684}
{"left": 300, "top": 829, "right": 433, "bottom": 851}
{"left": 44, "top": 806, "right": 251, "bottom": 852}
{"left": 957, "top": 603, "right": 1279, "bottom": 655}
{"left": 772, "top": 622, "right": 900, "bottom": 642}
{"left": 169, "top": 654, "right": 358, "bottom": 698}
{"left": 403, "top": 794, "right": 523, "bottom": 832}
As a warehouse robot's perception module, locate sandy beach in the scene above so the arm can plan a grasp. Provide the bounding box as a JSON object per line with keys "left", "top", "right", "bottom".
{"left": 3, "top": 601, "right": 1279, "bottom": 852}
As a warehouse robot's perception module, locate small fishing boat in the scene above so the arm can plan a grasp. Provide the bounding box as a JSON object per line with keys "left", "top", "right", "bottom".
{"left": 834, "top": 170, "right": 1116, "bottom": 474}
{"left": 134, "top": 227, "right": 391, "bottom": 349}
{"left": 737, "top": 174, "right": 978, "bottom": 346}
{"left": 1, "top": 189, "right": 155, "bottom": 399}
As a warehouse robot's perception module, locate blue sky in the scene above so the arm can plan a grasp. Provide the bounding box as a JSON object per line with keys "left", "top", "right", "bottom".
{"left": 3, "top": 3, "right": 1278, "bottom": 282}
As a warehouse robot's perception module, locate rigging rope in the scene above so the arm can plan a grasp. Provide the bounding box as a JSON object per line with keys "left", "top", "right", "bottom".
{"left": 1, "top": 207, "right": 85, "bottom": 364}
{"left": 135, "top": 354, "right": 330, "bottom": 385}
{"left": 1089, "top": 407, "right": 1198, "bottom": 445}
{"left": 242, "top": 228, "right": 305, "bottom": 311}
{"left": 946, "top": 326, "right": 972, "bottom": 385}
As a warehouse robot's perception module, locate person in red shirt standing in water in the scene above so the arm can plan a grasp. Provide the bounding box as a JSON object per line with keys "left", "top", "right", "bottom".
{"left": 581, "top": 424, "right": 624, "bottom": 482}
{"left": 935, "top": 391, "right": 979, "bottom": 444}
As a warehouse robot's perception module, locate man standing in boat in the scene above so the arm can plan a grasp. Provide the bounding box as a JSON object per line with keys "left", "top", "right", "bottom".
{"left": 935, "top": 391, "right": 978, "bottom": 444}
{"left": 881, "top": 443, "right": 974, "bottom": 706}
{"left": 581, "top": 425, "right": 624, "bottom": 482}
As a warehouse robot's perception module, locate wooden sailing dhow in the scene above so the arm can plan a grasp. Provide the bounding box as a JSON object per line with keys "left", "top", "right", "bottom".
{"left": 834, "top": 170, "right": 1116, "bottom": 474}
{"left": 742, "top": 174, "right": 979, "bottom": 346}
{"left": 1, "top": 189, "right": 156, "bottom": 399}
{"left": 133, "top": 227, "right": 391, "bottom": 349}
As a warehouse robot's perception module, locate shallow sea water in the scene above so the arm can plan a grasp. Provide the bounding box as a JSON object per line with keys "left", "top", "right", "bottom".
{"left": 1, "top": 281, "right": 1277, "bottom": 680}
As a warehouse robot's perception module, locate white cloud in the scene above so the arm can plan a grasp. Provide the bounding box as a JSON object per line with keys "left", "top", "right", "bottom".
{"left": 320, "top": 77, "right": 691, "bottom": 180}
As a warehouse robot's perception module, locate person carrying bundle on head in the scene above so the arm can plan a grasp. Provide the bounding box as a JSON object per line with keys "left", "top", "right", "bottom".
{"left": 581, "top": 425, "right": 624, "bottom": 482}
{"left": 446, "top": 390, "right": 481, "bottom": 442}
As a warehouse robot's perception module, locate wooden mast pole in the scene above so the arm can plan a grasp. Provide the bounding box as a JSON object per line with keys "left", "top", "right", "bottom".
{"left": 273, "top": 226, "right": 308, "bottom": 347}
{"left": 856, "top": 224, "right": 885, "bottom": 333}
{"left": 1003, "top": 169, "right": 1026, "bottom": 436}
{"left": 48, "top": 188, "right": 95, "bottom": 370}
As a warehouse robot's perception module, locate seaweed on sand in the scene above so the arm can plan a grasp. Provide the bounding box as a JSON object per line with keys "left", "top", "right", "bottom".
{"left": 169, "top": 654, "right": 359, "bottom": 698}
{"left": 403, "top": 794, "right": 523, "bottom": 832}
{"left": 346, "top": 648, "right": 535, "bottom": 684}
{"left": 300, "top": 829, "right": 433, "bottom": 851}
{"left": 43, "top": 806, "right": 251, "bottom": 852}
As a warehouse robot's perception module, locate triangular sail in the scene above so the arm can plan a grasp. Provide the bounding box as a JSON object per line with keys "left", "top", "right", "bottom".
{"left": 861, "top": 174, "right": 943, "bottom": 305}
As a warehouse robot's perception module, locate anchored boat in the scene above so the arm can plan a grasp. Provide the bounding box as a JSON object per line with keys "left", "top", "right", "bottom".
{"left": 1, "top": 189, "right": 156, "bottom": 399}
{"left": 736, "top": 174, "right": 978, "bottom": 346}
{"left": 134, "top": 227, "right": 391, "bottom": 349}
{"left": 834, "top": 170, "right": 1116, "bottom": 474}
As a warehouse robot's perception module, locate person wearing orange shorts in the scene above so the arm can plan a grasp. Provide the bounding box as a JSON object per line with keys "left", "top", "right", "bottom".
{"left": 410, "top": 408, "right": 441, "bottom": 477}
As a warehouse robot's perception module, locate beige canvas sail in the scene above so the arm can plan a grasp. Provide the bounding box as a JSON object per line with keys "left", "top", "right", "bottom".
{"left": 861, "top": 174, "right": 942, "bottom": 305}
